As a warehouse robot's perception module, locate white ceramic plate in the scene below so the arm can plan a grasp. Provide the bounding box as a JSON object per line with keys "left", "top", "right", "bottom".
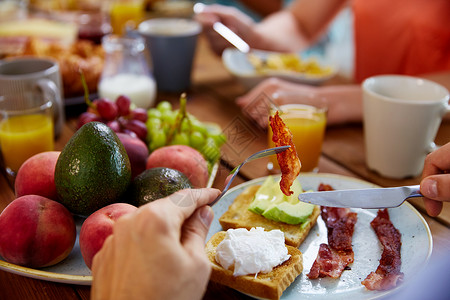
{"left": 222, "top": 48, "right": 337, "bottom": 90}
{"left": 207, "top": 173, "right": 433, "bottom": 300}
{"left": 0, "top": 162, "right": 219, "bottom": 285}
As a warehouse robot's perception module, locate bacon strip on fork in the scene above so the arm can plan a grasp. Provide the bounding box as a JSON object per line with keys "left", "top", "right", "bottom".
{"left": 307, "top": 184, "right": 358, "bottom": 279}
{"left": 269, "top": 111, "right": 301, "bottom": 196}
{"left": 362, "top": 209, "right": 404, "bottom": 290}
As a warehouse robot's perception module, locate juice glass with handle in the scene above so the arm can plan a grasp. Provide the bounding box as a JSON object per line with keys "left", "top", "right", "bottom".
{"left": 0, "top": 93, "right": 55, "bottom": 179}
{"left": 268, "top": 98, "right": 327, "bottom": 173}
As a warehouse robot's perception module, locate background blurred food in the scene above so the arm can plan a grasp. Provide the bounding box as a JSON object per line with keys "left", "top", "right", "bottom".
{"left": 4, "top": 36, "right": 104, "bottom": 98}
{"left": 248, "top": 53, "right": 334, "bottom": 77}
{"left": 0, "top": 15, "right": 104, "bottom": 98}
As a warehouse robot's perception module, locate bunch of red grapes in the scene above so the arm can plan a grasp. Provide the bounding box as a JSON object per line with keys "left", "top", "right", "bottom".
{"left": 77, "top": 95, "right": 148, "bottom": 141}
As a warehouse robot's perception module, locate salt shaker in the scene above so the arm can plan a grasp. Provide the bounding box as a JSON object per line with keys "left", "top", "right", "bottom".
{"left": 98, "top": 34, "right": 156, "bottom": 109}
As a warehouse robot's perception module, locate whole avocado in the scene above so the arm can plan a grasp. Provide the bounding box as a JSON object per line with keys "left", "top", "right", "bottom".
{"left": 55, "top": 122, "right": 132, "bottom": 216}
{"left": 125, "top": 167, "right": 192, "bottom": 207}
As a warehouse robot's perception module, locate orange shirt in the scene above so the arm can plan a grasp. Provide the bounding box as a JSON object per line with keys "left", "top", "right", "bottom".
{"left": 352, "top": 0, "right": 450, "bottom": 83}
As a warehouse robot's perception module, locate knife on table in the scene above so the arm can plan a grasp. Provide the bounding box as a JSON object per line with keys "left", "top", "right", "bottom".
{"left": 298, "top": 185, "right": 422, "bottom": 209}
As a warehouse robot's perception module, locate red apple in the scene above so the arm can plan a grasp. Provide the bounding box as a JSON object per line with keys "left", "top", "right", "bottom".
{"left": 146, "top": 145, "right": 209, "bottom": 188}
{"left": 116, "top": 133, "right": 149, "bottom": 179}
{"left": 79, "top": 203, "right": 137, "bottom": 269}
{"left": 0, "top": 195, "right": 76, "bottom": 268}
{"left": 14, "top": 151, "right": 60, "bottom": 200}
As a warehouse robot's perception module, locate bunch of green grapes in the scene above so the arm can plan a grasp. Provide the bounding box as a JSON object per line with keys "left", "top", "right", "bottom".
{"left": 146, "top": 100, "right": 226, "bottom": 167}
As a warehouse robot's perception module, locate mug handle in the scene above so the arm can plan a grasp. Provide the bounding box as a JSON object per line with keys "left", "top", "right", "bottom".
{"left": 36, "top": 79, "right": 65, "bottom": 138}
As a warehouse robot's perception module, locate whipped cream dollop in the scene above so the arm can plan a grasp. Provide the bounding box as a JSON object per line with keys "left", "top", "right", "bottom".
{"left": 215, "top": 227, "right": 290, "bottom": 276}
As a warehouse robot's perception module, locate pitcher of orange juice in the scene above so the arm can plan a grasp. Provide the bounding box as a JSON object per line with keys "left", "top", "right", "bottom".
{"left": 268, "top": 103, "right": 327, "bottom": 172}
{"left": 0, "top": 93, "right": 56, "bottom": 178}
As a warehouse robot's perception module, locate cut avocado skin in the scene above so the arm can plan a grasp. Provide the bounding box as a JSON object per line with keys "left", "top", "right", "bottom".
{"left": 55, "top": 122, "right": 132, "bottom": 216}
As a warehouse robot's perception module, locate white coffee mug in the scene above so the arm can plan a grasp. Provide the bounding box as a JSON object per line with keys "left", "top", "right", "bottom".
{"left": 362, "top": 75, "right": 450, "bottom": 179}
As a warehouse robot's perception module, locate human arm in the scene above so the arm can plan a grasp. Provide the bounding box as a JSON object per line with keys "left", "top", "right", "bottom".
{"left": 235, "top": 78, "right": 363, "bottom": 128}
{"left": 196, "top": 0, "right": 347, "bottom": 55}
{"left": 91, "top": 188, "right": 221, "bottom": 300}
{"left": 238, "top": 0, "right": 283, "bottom": 17}
{"left": 420, "top": 143, "right": 450, "bottom": 217}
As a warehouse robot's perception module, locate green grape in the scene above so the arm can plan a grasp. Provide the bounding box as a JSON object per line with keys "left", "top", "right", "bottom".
{"left": 180, "top": 118, "right": 191, "bottom": 132}
{"left": 149, "top": 131, "right": 167, "bottom": 151}
{"left": 208, "top": 132, "right": 226, "bottom": 147}
{"left": 156, "top": 101, "right": 172, "bottom": 112}
{"left": 202, "top": 137, "right": 220, "bottom": 163}
{"left": 191, "top": 119, "right": 208, "bottom": 135}
{"left": 206, "top": 124, "right": 222, "bottom": 136}
{"left": 189, "top": 131, "right": 205, "bottom": 149}
{"left": 147, "top": 108, "right": 162, "bottom": 119}
{"left": 170, "top": 132, "right": 190, "bottom": 145}
{"left": 146, "top": 118, "right": 161, "bottom": 133}
{"left": 146, "top": 131, "right": 153, "bottom": 144}
{"left": 161, "top": 110, "right": 177, "bottom": 125}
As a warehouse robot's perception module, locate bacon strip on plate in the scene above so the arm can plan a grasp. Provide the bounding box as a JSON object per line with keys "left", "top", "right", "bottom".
{"left": 362, "top": 209, "right": 404, "bottom": 291}
{"left": 307, "top": 184, "right": 358, "bottom": 279}
{"left": 269, "top": 111, "right": 301, "bottom": 196}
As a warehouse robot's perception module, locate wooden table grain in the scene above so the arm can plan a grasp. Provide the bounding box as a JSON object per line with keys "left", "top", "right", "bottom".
{"left": 0, "top": 35, "right": 449, "bottom": 300}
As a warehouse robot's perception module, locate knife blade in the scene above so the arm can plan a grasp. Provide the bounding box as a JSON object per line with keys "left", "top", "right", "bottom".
{"left": 298, "top": 185, "right": 422, "bottom": 209}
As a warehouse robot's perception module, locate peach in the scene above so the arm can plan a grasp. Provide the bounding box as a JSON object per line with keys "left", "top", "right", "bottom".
{"left": 116, "top": 133, "right": 149, "bottom": 179}
{"left": 0, "top": 195, "right": 76, "bottom": 268}
{"left": 14, "top": 151, "right": 60, "bottom": 200}
{"left": 146, "top": 145, "right": 209, "bottom": 188}
{"left": 79, "top": 203, "right": 137, "bottom": 269}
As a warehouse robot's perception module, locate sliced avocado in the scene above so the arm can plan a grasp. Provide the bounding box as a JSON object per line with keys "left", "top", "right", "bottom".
{"left": 262, "top": 201, "right": 315, "bottom": 225}
{"left": 248, "top": 176, "right": 284, "bottom": 214}
{"left": 284, "top": 178, "right": 303, "bottom": 204}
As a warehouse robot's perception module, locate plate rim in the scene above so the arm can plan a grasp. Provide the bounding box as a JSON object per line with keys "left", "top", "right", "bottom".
{"left": 0, "top": 259, "right": 92, "bottom": 285}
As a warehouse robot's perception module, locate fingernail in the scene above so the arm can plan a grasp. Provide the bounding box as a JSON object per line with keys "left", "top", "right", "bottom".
{"left": 199, "top": 206, "right": 213, "bottom": 227}
{"left": 423, "top": 179, "right": 438, "bottom": 198}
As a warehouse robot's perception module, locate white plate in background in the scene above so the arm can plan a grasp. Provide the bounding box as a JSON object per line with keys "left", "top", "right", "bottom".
{"left": 222, "top": 48, "right": 337, "bottom": 89}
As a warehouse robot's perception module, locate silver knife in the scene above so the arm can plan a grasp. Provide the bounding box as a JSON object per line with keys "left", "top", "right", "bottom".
{"left": 298, "top": 185, "right": 422, "bottom": 209}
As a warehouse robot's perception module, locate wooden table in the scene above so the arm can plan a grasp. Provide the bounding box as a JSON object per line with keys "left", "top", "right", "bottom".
{"left": 1, "top": 36, "right": 449, "bottom": 300}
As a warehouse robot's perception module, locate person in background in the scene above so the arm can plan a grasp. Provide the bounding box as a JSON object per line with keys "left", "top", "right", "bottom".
{"left": 201, "top": 0, "right": 283, "bottom": 19}
{"left": 88, "top": 143, "right": 450, "bottom": 299}
{"left": 196, "top": 0, "right": 450, "bottom": 126}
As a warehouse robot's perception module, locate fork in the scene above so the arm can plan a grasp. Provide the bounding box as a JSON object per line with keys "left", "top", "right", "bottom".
{"left": 194, "top": 3, "right": 250, "bottom": 54}
{"left": 209, "top": 145, "right": 290, "bottom": 206}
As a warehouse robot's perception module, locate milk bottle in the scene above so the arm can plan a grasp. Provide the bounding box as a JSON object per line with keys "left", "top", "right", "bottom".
{"left": 98, "top": 34, "right": 156, "bottom": 109}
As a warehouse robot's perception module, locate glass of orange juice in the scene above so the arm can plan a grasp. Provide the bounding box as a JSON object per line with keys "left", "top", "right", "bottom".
{"left": 0, "top": 93, "right": 55, "bottom": 178}
{"left": 268, "top": 102, "right": 327, "bottom": 173}
{"left": 110, "top": 0, "right": 145, "bottom": 35}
